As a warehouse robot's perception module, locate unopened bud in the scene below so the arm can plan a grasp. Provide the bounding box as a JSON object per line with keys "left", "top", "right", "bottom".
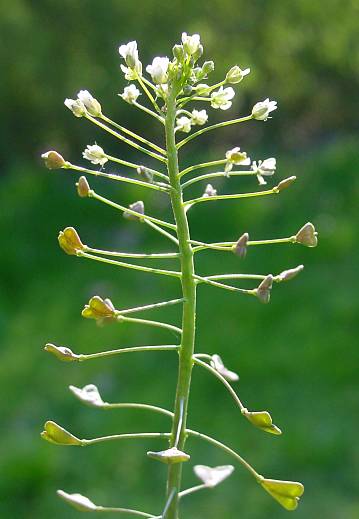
{"left": 226, "top": 65, "right": 250, "bottom": 84}
{"left": 232, "top": 232, "right": 249, "bottom": 258}
{"left": 295, "top": 222, "right": 318, "bottom": 247}
{"left": 256, "top": 274, "right": 273, "bottom": 304}
{"left": 44, "top": 343, "right": 79, "bottom": 362}
{"left": 76, "top": 176, "right": 90, "bottom": 197}
{"left": 58, "top": 227, "right": 85, "bottom": 255}
{"left": 64, "top": 98, "right": 86, "bottom": 117}
{"left": 82, "top": 296, "right": 116, "bottom": 322}
{"left": 172, "top": 44, "right": 185, "bottom": 61}
{"left": 276, "top": 264, "right": 304, "bottom": 282}
{"left": 192, "top": 44, "right": 204, "bottom": 62}
{"left": 41, "top": 421, "right": 82, "bottom": 446}
{"left": 77, "top": 90, "right": 102, "bottom": 117}
{"left": 202, "top": 60, "right": 215, "bottom": 76}
{"left": 147, "top": 447, "right": 190, "bottom": 464}
{"left": 275, "top": 176, "right": 296, "bottom": 192}
{"left": 41, "top": 151, "right": 66, "bottom": 170}
{"left": 123, "top": 201, "right": 145, "bottom": 221}
{"left": 242, "top": 408, "right": 282, "bottom": 435}
{"left": 183, "top": 85, "right": 193, "bottom": 96}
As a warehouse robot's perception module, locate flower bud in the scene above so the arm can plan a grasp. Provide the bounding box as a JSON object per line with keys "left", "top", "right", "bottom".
{"left": 232, "top": 232, "right": 249, "bottom": 258}
{"left": 226, "top": 66, "right": 250, "bottom": 84}
{"left": 256, "top": 275, "right": 273, "bottom": 304}
{"left": 82, "top": 296, "right": 116, "bottom": 322}
{"left": 82, "top": 144, "right": 108, "bottom": 166}
{"left": 41, "top": 421, "right": 82, "bottom": 446}
{"left": 41, "top": 151, "right": 66, "bottom": 170}
{"left": 276, "top": 264, "right": 304, "bottom": 282}
{"left": 242, "top": 408, "right": 282, "bottom": 435}
{"left": 119, "top": 41, "right": 140, "bottom": 69}
{"left": 252, "top": 98, "right": 277, "bottom": 121}
{"left": 259, "top": 477, "right": 304, "bottom": 511}
{"left": 69, "top": 384, "right": 104, "bottom": 407}
{"left": 275, "top": 175, "right": 296, "bottom": 192}
{"left": 195, "top": 83, "right": 210, "bottom": 95}
{"left": 295, "top": 222, "right": 318, "bottom": 247}
{"left": 191, "top": 109, "right": 208, "bottom": 126}
{"left": 172, "top": 44, "right": 185, "bottom": 61}
{"left": 146, "top": 57, "right": 170, "bottom": 84}
{"left": 58, "top": 227, "right": 85, "bottom": 256}
{"left": 202, "top": 184, "right": 217, "bottom": 198}
{"left": 201, "top": 60, "right": 215, "bottom": 76}
{"left": 192, "top": 44, "right": 204, "bottom": 62}
{"left": 120, "top": 84, "right": 140, "bottom": 104}
{"left": 57, "top": 490, "right": 97, "bottom": 512}
{"left": 182, "top": 84, "right": 193, "bottom": 96}
{"left": 77, "top": 90, "right": 102, "bottom": 117}
{"left": 194, "top": 465, "right": 234, "bottom": 487}
{"left": 181, "top": 32, "right": 201, "bottom": 56}
{"left": 44, "top": 343, "right": 79, "bottom": 362}
{"left": 64, "top": 98, "right": 86, "bottom": 117}
{"left": 123, "top": 200, "right": 145, "bottom": 221}
{"left": 210, "top": 354, "right": 239, "bottom": 382}
{"left": 147, "top": 447, "right": 190, "bottom": 464}
{"left": 76, "top": 176, "right": 90, "bottom": 198}
{"left": 137, "top": 166, "right": 154, "bottom": 183}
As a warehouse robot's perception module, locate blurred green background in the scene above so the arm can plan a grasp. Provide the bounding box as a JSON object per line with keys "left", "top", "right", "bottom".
{"left": 1, "top": 1, "right": 358, "bottom": 518}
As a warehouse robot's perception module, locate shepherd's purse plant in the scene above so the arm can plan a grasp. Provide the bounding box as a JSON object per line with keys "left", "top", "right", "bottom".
{"left": 41, "top": 32, "right": 318, "bottom": 519}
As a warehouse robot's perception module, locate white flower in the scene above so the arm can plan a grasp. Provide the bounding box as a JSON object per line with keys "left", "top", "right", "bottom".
{"left": 64, "top": 98, "right": 86, "bottom": 117}
{"left": 226, "top": 66, "right": 250, "bottom": 84}
{"left": 146, "top": 57, "right": 170, "bottom": 84}
{"left": 119, "top": 41, "right": 142, "bottom": 78}
{"left": 119, "top": 40, "right": 139, "bottom": 68}
{"left": 251, "top": 157, "right": 276, "bottom": 185}
{"left": 120, "top": 84, "right": 140, "bottom": 104}
{"left": 202, "top": 184, "right": 217, "bottom": 198}
{"left": 156, "top": 83, "right": 168, "bottom": 99}
{"left": 57, "top": 490, "right": 97, "bottom": 512}
{"left": 176, "top": 116, "right": 192, "bottom": 133}
{"left": 181, "top": 32, "right": 201, "bottom": 55}
{"left": 82, "top": 144, "right": 108, "bottom": 166}
{"left": 210, "top": 354, "right": 239, "bottom": 382}
{"left": 225, "top": 147, "right": 251, "bottom": 173}
{"left": 77, "top": 90, "right": 102, "bottom": 117}
{"left": 69, "top": 384, "right": 104, "bottom": 407}
{"left": 252, "top": 98, "right": 277, "bottom": 121}
{"left": 194, "top": 465, "right": 235, "bottom": 488}
{"left": 210, "top": 86, "right": 235, "bottom": 110}
{"left": 191, "top": 109, "right": 208, "bottom": 125}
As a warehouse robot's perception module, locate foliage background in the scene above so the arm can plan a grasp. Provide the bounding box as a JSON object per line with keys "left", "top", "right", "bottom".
{"left": 1, "top": 1, "right": 358, "bottom": 518}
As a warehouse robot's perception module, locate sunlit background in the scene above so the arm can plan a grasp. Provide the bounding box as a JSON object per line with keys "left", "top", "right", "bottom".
{"left": 1, "top": 1, "right": 358, "bottom": 518}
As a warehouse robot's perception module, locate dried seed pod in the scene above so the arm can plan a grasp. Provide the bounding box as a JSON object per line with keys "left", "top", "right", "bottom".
{"left": 76, "top": 176, "right": 90, "bottom": 197}
{"left": 295, "top": 222, "right": 318, "bottom": 247}
{"left": 44, "top": 343, "right": 78, "bottom": 362}
{"left": 232, "top": 232, "right": 249, "bottom": 258}
{"left": 256, "top": 274, "right": 273, "bottom": 304}
{"left": 123, "top": 201, "right": 145, "bottom": 221}
{"left": 41, "top": 151, "right": 66, "bottom": 170}
{"left": 147, "top": 447, "right": 190, "bottom": 464}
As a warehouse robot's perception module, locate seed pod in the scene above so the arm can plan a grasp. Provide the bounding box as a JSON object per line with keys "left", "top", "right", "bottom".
{"left": 295, "top": 222, "right": 318, "bottom": 247}
{"left": 232, "top": 232, "right": 249, "bottom": 258}
{"left": 76, "top": 176, "right": 90, "bottom": 197}
{"left": 41, "top": 151, "right": 66, "bottom": 170}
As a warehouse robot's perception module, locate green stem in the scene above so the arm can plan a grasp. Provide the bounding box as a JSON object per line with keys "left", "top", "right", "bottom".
{"left": 78, "top": 345, "right": 180, "bottom": 362}
{"left": 97, "top": 506, "right": 157, "bottom": 517}
{"left": 84, "top": 246, "right": 179, "bottom": 260}
{"left": 101, "top": 402, "right": 174, "bottom": 418}
{"left": 83, "top": 432, "right": 171, "bottom": 446}
{"left": 105, "top": 154, "right": 169, "bottom": 182}
{"left": 144, "top": 220, "right": 179, "bottom": 245}
{"left": 184, "top": 187, "right": 278, "bottom": 207}
{"left": 163, "top": 87, "right": 197, "bottom": 519}
{"left": 187, "top": 429, "right": 261, "bottom": 481}
{"left": 89, "top": 190, "right": 177, "bottom": 230}
{"left": 182, "top": 170, "right": 257, "bottom": 189}
{"left": 179, "top": 159, "right": 227, "bottom": 179}
{"left": 117, "top": 315, "right": 182, "bottom": 336}
{"left": 101, "top": 114, "right": 166, "bottom": 156}
{"left": 133, "top": 101, "right": 165, "bottom": 125}
{"left": 85, "top": 114, "right": 167, "bottom": 163}
{"left": 176, "top": 115, "right": 253, "bottom": 149}
{"left": 66, "top": 163, "right": 169, "bottom": 192}
{"left": 191, "top": 236, "right": 296, "bottom": 253}
{"left": 79, "top": 251, "right": 181, "bottom": 280}
{"left": 117, "top": 298, "right": 184, "bottom": 315}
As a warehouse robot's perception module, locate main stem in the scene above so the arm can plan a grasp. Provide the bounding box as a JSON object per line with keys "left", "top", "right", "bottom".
{"left": 164, "top": 88, "right": 197, "bottom": 519}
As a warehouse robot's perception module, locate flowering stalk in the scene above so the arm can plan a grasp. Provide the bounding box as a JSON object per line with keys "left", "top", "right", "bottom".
{"left": 41, "top": 32, "right": 317, "bottom": 519}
